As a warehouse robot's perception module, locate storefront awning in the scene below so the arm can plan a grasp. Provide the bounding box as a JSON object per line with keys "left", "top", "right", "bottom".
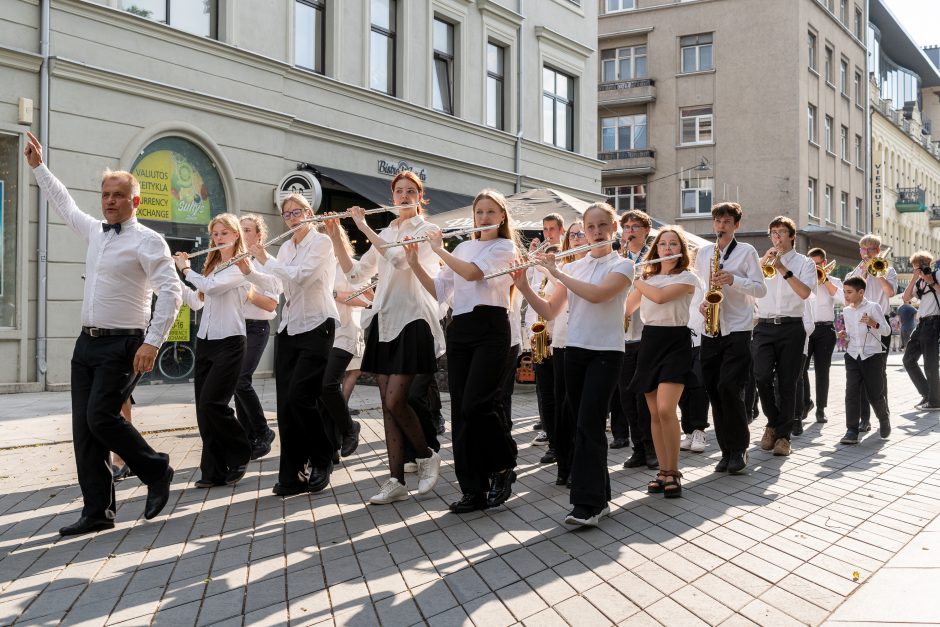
{"left": 307, "top": 164, "right": 474, "bottom": 215}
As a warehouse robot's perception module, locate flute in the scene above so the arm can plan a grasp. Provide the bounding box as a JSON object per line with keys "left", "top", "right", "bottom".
{"left": 344, "top": 280, "right": 378, "bottom": 303}
{"left": 305, "top": 205, "right": 412, "bottom": 223}
{"left": 186, "top": 242, "right": 234, "bottom": 258}
{"left": 483, "top": 238, "right": 618, "bottom": 279}
{"left": 213, "top": 222, "right": 309, "bottom": 273}
{"left": 380, "top": 224, "right": 498, "bottom": 249}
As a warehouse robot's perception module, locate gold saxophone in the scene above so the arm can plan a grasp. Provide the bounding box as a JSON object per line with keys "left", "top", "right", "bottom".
{"left": 703, "top": 241, "right": 724, "bottom": 336}
{"left": 530, "top": 277, "right": 552, "bottom": 364}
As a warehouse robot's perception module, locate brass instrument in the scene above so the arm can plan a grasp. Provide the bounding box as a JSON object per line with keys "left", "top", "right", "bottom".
{"left": 530, "top": 277, "right": 552, "bottom": 364}
{"left": 761, "top": 249, "right": 778, "bottom": 279}
{"left": 816, "top": 259, "right": 837, "bottom": 285}
{"left": 866, "top": 247, "right": 892, "bottom": 277}
{"left": 703, "top": 241, "right": 724, "bottom": 336}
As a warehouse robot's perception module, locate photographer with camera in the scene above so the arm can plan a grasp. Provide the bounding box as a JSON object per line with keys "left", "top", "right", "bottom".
{"left": 902, "top": 251, "right": 940, "bottom": 411}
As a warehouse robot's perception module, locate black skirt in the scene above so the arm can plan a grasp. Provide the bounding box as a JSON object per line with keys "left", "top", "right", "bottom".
{"left": 361, "top": 317, "right": 438, "bottom": 375}
{"left": 629, "top": 325, "right": 694, "bottom": 393}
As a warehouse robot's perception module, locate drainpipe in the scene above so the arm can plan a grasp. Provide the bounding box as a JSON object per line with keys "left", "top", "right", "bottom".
{"left": 37, "top": 0, "right": 50, "bottom": 389}
{"left": 515, "top": 0, "right": 524, "bottom": 193}
{"left": 864, "top": 0, "right": 872, "bottom": 235}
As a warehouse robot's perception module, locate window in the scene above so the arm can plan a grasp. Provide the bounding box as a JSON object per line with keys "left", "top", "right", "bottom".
{"left": 808, "top": 32, "right": 817, "bottom": 70}
{"left": 840, "top": 59, "right": 848, "bottom": 94}
{"left": 855, "top": 7, "right": 863, "bottom": 39}
{"left": 824, "top": 46, "right": 833, "bottom": 83}
{"left": 824, "top": 115, "right": 833, "bottom": 152}
{"left": 295, "top": 0, "right": 325, "bottom": 73}
{"left": 855, "top": 196, "right": 863, "bottom": 230}
{"left": 600, "top": 115, "right": 648, "bottom": 151}
{"left": 841, "top": 192, "right": 849, "bottom": 226}
{"left": 0, "top": 134, "right": 18, "bottom": 327}
{"left": 808, "top": 104, "right": 817, "bottom": 143}
{"left": 840, "top": 0, "right": 847, "bottom": 23}
{"left": 826, "top": 0, "right": 834, "bottom": 11}
{"left": 486, "top": 42, "right": 505, "bottom": 130}
{"left": 680, "top": 33, "right": 713, "bottom": 73}
{"left": 808, "top": 177, "right": 817, "bottom": 216}
{"left": 680, "top": 176, "right": 713, "bottom": 215}
{"left": 370, "top": 0, "right": 396, "bottom": 94}
{"left": 601, "top": 46, "right": 647, "bottom": 82}
{"left": 840, "top": 125, "right": 848, "bottom": 159}
{"left": 606, "top": 0, "right": 635, "bottom": 11}
{"left": 680, "top": 106, "right": 713, "bottom": 144}
{"left": 122, "top": 0, "right": 218, "bottom": 38}
{"left": 432, "top": 18, "right": 455, "bottom": 114}
{"left": 854, "top": 70, "right": 862, "bottom": 104}
{"left": 855, "top": 134, "right": 863, "bottom": 165}
{"left": 543, "top": 67, "right": 574, "bottom": 150}
{"left": 605, "top": 185, "right": 647, "bottom": 212}
{"left": 825, "top": 185, "right": 833, "bottom": 221}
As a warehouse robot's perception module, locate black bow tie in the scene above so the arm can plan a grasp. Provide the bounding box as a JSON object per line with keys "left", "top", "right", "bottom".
{"left": 102, "top": 222, "right": 122, "bottom": 234}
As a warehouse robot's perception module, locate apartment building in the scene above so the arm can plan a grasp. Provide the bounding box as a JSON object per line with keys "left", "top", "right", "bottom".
{"left": 0, "top": 0, "right": 600, "bottom": 390}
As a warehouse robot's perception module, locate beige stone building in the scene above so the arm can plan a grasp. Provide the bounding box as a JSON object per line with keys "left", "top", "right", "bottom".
{"left": 0, "top": 0, "right": 601, "bottom": 391}
{"left": 597, "top": 0, "right": 868, "bottom": 268}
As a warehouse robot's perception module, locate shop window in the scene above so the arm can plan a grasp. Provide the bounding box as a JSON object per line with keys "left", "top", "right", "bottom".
{"left": 0, "top": 134, "right": 19, "bottom": 327}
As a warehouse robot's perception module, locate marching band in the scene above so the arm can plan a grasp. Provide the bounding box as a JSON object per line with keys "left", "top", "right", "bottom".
{"left": 23, "top": 131, "right": 937, "bottom": 535}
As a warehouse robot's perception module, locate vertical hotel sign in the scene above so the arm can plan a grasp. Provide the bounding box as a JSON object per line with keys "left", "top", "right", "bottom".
{"left": 134, "top": 151, "right": 213, "bottom": 225}
{"left": 874, "top": 163, "right": 882, "bottom": 220}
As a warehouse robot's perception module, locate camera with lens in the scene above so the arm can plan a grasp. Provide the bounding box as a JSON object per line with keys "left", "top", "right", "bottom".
{"left": 919, "top": 264, "right": 938, "bottom": 283}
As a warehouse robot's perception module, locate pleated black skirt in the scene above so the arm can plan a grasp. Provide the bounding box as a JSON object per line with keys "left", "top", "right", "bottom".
{"left": 361, "top": 317, "right": 437, "bottom": 375}
{"left": 629, "top": 325, "right": 694, "bottom": 393}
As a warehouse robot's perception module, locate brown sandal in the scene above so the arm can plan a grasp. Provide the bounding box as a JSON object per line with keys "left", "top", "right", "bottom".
{"left": 647, "top": 472, "right": 667, "bottom": 494}
{"left": 662, "top": 470, "right": 683, "bottom": 498}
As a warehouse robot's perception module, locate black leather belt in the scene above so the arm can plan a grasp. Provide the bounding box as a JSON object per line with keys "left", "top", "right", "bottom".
{"left": 814, "top": 321, "right": 834, "bottom": 326}
{"left": 758, "top": 316, "right": 803, "bottom": 325}
{"left": 82, "top": 327, "right": 144, "bottom": 338}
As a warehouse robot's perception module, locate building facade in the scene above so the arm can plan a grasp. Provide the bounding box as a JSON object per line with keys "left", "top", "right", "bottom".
{"left": 0, "top": 0, "right": 601, "bottom": 391}
{"left": 597, "top": 0, "right": 868, "bottom": 268}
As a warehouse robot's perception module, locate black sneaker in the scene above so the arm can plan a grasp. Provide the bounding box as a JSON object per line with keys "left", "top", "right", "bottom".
{"left": 540, "top": 449, "right": 557, "bottom": 464}
{"left": 792, "top": 420, "right": 804, "bottom": 436}
{"left": 623, "top": 450, "right": 646, "bottom": 468}
{"left": 714, "top": 456, "right": 730, "bottom": 473}
{"left": 859, "top": 420, "right": 871, "bottom": 433}
{"left": 340, "top": 421, "right": 361, "bottom": 457}
{"left": 879, "top": 418, "right": 891, "bottom": 439}
{"left": 840, "top": 430, "right": 859, "bottom": 445}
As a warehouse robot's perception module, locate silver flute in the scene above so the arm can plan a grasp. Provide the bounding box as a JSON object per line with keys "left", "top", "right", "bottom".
{"left": 635, "top": 252, "right": 683, "bottom": 268}
{"left": 305, "top": 204, "right": 415, "bottom": 223}
{"left": 344, "top": 280, "right": 378, "bottom": 303}
{"left": 380, "top": 224, "right": 499, "bottom": 249}
{"left": 184, "top": 242, "right": 233, "bottom": 258}
{"left": 483, "top": 238, "right": 619, "bottom": 280}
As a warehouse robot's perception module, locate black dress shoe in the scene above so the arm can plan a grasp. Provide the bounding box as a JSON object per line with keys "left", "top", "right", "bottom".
{"left": 645, "top": 454, "right": 660, "bottom": 470}
{"left": 792, "top": 420, "right": 804, "bottom": 436}
{"left": 341, "top": 421, "right": 361, "bottom": 457}
{"left": 59, "top": 516, "right": 115, "bottom": 536}
{"left": 111, "top": 464, "right": 133, "bottom": 481}
{"left": 307, "top": 464, "right": 332, "bottom": 493}
{"left": 272, "top": 482, "right": 308, "bottom": 497}
{"left": 714, "top": 456, "right": 730, "bottom": 473}
{"left": 486, "top": 470, "right": 516, "bottom": 508}
{"left": 332, "top": 451, "right": 340, "bottom": 465}
{"left": 449, "top": 493, "right": 487, "bottom": 513}
{"left": 194, "top": 477, "right": 224, "bottom": 488}
{"left": 539, "top": 449, "right": 557, "bottom": 464}
{"left": 859, "top": 420, "right": 872, "bottom": 433}
{"left": 555, "top": 472, "right": 569, "bottom": 486}
{"left": 623, "top": 450, "right": 646, "bottom": 468}
{"left": 815, "top": 411, "right": 828, "bottom": 424}
{"left": 225, "top": 465, "right": 247, "bottom": 486}
{"left": 144, "top": 466, "right": 174, "bottom": 520}
{"left": 727, "top": 451, "right": 748, "bottom": 474}
{"left": 610, "top": 438, "right": 629, "bottom": 449}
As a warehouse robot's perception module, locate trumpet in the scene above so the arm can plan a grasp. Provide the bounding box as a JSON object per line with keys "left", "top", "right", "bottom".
{"left": 761, "top": 249, "right": 778, "bottom": 279}
{"left": 866, "top": 247, "right": 892, "bottom": 277}
{"left": 483, "top": 239, "right": 618, "bottom": 280}
{"left": 816, "top": 259, "right": 837, "bottom": 285}
{"left": 344, "top": 280, "right": 378, "bottom": 303}
{"left": 305, "top": 204, "right": 413, "bottom": 223}
{"left": 380, "top": 224, "right": 498, "bottom": 249}
{"left": 184, "top": 242, "right": 234, "bottom": 258}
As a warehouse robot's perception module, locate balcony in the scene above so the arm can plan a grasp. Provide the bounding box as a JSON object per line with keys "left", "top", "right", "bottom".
{"left": 896, "top": 187, "right": 927, "bottom": 213}
{"left": 599, "top": 149, "right": 656, "bottom": 174}
{"left": 598, "top": 78, "right": 656, "bottom": 105}
{"left": 929, "top": 205, "right": 940, "bottom": 227}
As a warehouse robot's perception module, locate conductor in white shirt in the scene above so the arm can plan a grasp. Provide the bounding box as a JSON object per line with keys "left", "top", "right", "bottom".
{"left": 25, "top": 132, "right": 181, "bottom": 536}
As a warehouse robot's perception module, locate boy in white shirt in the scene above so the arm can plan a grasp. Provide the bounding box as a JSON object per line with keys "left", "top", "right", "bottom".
{"left": 839, "top": 277, "right": 891, "bottom": 444}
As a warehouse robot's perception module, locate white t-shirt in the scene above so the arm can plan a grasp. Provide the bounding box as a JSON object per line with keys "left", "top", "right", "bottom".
{"left": 638, "top": 271, "right": 701, "bottom": 327}
{"left": 563, "top": 252, "right": 634, "bottom": 352}
{"left": 434, "top": 238, "right": 516, "bottom": 316}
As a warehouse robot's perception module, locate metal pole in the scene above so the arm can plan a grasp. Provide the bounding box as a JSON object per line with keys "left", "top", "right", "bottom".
{"left": 515, "top": 0, "right": 525, "bottom": 193}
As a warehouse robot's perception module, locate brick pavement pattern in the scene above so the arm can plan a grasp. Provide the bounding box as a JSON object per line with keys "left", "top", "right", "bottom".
{"left": 0, "top": 359, "right": 939, "bottom": 626}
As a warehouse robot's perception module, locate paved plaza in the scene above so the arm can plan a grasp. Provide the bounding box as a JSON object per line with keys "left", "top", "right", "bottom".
{"left": 0, "top": 355, "right": 939, "bottom": 626}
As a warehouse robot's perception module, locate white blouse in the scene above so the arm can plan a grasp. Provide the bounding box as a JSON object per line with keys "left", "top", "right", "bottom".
{"left": 184, "top": 264, "right": 281, "bottom": 340}
{"left": 242, "top": 264, "right": 281, "bottom": 322}
{"left": 639, "top": 271, "right": 701, "bottom": 327}
{"left": 333, "top": 262, "right": 365, "bottom": 357}
{"left": 434, "top": 238, "right": 517, "bottom": 316}
{"left": 509, "top": 288, "right": 523, "bottom": 348}
{"left": 564, "top": 252, "right": 634, "bottom": 352}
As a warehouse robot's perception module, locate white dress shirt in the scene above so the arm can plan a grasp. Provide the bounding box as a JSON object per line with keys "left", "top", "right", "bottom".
{"left": 814, "top": 276, "right": 844, "bottom": 322}
{"left": 34, "top": 164, "right": 181, "bottom": 347}
{"left": 914, "top": 279, "right": 940, "bottom": 317}
{"left": 509, "top": 289, "right": 523, "bottom": 348}
{"left": 334, "top": 262, "right": 365, "bottom": 357}
{"left": 802, "top": 294, "right": 816, "bottom": 354}
{"left": 261, "top": 228, "right": 339, "bottom": 336}
{"left": 639, "top": 271, "right": 701, "bottom": 327}
{"left": 688, "top": 280, "right": 705, "bottom": 348}
{"left": 843, "top": 298, "right": 891, "bottom": 359}
{"left": 433, "top": 238, "right": 516, "bottom": 315}
{"left": 345, "top": 214, "right": 445, "bottom": 356}
{"left": 242, "top": 263, "right": 281, "bottom": 322}
{"left": 755, "top": 249, "right": 817, "bottom": 318}
{"left": 564, "top": 252, "right": 634, "bottom": 352}
{"left": 845, "top": 264, "right": 898, "bottom": 317}
{"left": 692, "top": 240, "right": 766, "bottom": 336}
{"left": 183, "top": 264, "right": 281, "bottom": 339}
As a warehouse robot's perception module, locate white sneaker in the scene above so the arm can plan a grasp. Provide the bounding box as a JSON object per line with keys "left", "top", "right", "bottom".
{"left": 415, "top": 450, "right": 441, "bottom": 495}
{"left": 403, "top": 462, "right": 418, "bottom": 473}
{"left": 532, "top": 431, "right": 549, "bottom": 446}
{"left": 679, "top": 433, "right": 692, "bottom": 451}
{"left": 369, "top": 478, "right": 409, "bottom": 504}
{"left": 564, "top": 505, "right": 611, "bottom": 527}
{"left": 690, "top": 430, "right": 707, "bottom": 453}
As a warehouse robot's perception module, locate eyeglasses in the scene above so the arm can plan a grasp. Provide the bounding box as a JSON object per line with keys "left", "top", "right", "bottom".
{"left": 623, "top": 224, "right": 646, "bottom": 232}
{"left": 859, "top": 246, "right": 878, "bottom": 253}
{"left": 768, "top": 230, "right": 791, "bottom": 239}
{"left": 282, "top": 208, "right": 304, "bottom": 219}
{"left": 568, "top": 232, "right": 586, "bottom": 239}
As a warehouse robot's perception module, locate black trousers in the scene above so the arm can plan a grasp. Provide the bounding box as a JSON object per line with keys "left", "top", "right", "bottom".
{"left": 904, "top": 317, "right": 940, "bottom": 406}
{"left": 846, "top": 353, "right": 889, "bottom": 430}
{"left": 702, "top": 331, "right": 752, "bottom": 454}
{"left": 801, "top": 322, "right": 837, "bottom": 412}
{"left": 407, "top": 367, "right": 442, "bottom": 456}
{"left": 752, "top": 321, "right": 806, "bottom": 441}
{"left": 618, "top": 342, "right": 651, "bottom": 454}
{"left": 70, "top": 333, "right": 171, "bottom": 520}
{"left": 234, "top": 319, "right": 271, "bottom": 441}
{"left": 678, "top": 345, "right": 710, "bottom": 434}
{"left": 497, "top": 344, "right": 521, "bottom": 457}
{"left": 275, "top": 320, "right": 335, "bottom": 484}
{"left": 321, "top": 347, "right": 355, "bottom": 447}
{"left": 194, "top": 335, "right": 251, "bottom": 482}
{"left": 553, "top": 347, "right": 575, "bottom": 475}
{"left": 448, "top": 306, "right": 516, "bottom": 495}
{"left": 609, "top": 383, "right": 628, "bottom": 441}
{"left": 534, "top": 357, "right": 556, "bottom": 446}
{"left": 859, "top": 314, "right": 891, "bottom": 422}
{"left": 566, "top": 347, "right": 622, "bottom": 509}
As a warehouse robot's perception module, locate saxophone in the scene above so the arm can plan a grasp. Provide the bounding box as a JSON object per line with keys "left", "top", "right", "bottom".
{"left": 530, "top": 276, "right": 552, "bottom": 364}
{"left": 703, "top": 240, "right": 724, "bottom": 336}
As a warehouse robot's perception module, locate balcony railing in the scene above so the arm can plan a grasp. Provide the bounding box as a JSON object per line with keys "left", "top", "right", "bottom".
{"left": 896, "top": 187, "right": 927, "bottom": 213}
{"left": 929, "top": 205, "right": 940, "bottom": 226}
{"left": 599, "top": 149, "right": 656, "bottom": 174}
{"left": 597, "top": 78, "right": 656, "bottom": 105}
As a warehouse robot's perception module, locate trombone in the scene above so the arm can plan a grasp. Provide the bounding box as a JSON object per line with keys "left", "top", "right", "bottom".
{"left": 816, "top": 259, "right": 837, "bottom": 285}
{"left": 380, "top": 224, "right": 498, "bottom": 249}
{"left": 483, "top": 239, "right": 618, "bottom": 280}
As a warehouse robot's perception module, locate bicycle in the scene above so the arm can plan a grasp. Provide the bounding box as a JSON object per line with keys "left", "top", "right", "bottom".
{"left": 157, "top": 341, "right": 196, "bottom": 380}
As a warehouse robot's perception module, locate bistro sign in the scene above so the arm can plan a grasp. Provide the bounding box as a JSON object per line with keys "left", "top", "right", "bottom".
{"left": 377, "top": 159, "right": 428, "bottom": 181}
